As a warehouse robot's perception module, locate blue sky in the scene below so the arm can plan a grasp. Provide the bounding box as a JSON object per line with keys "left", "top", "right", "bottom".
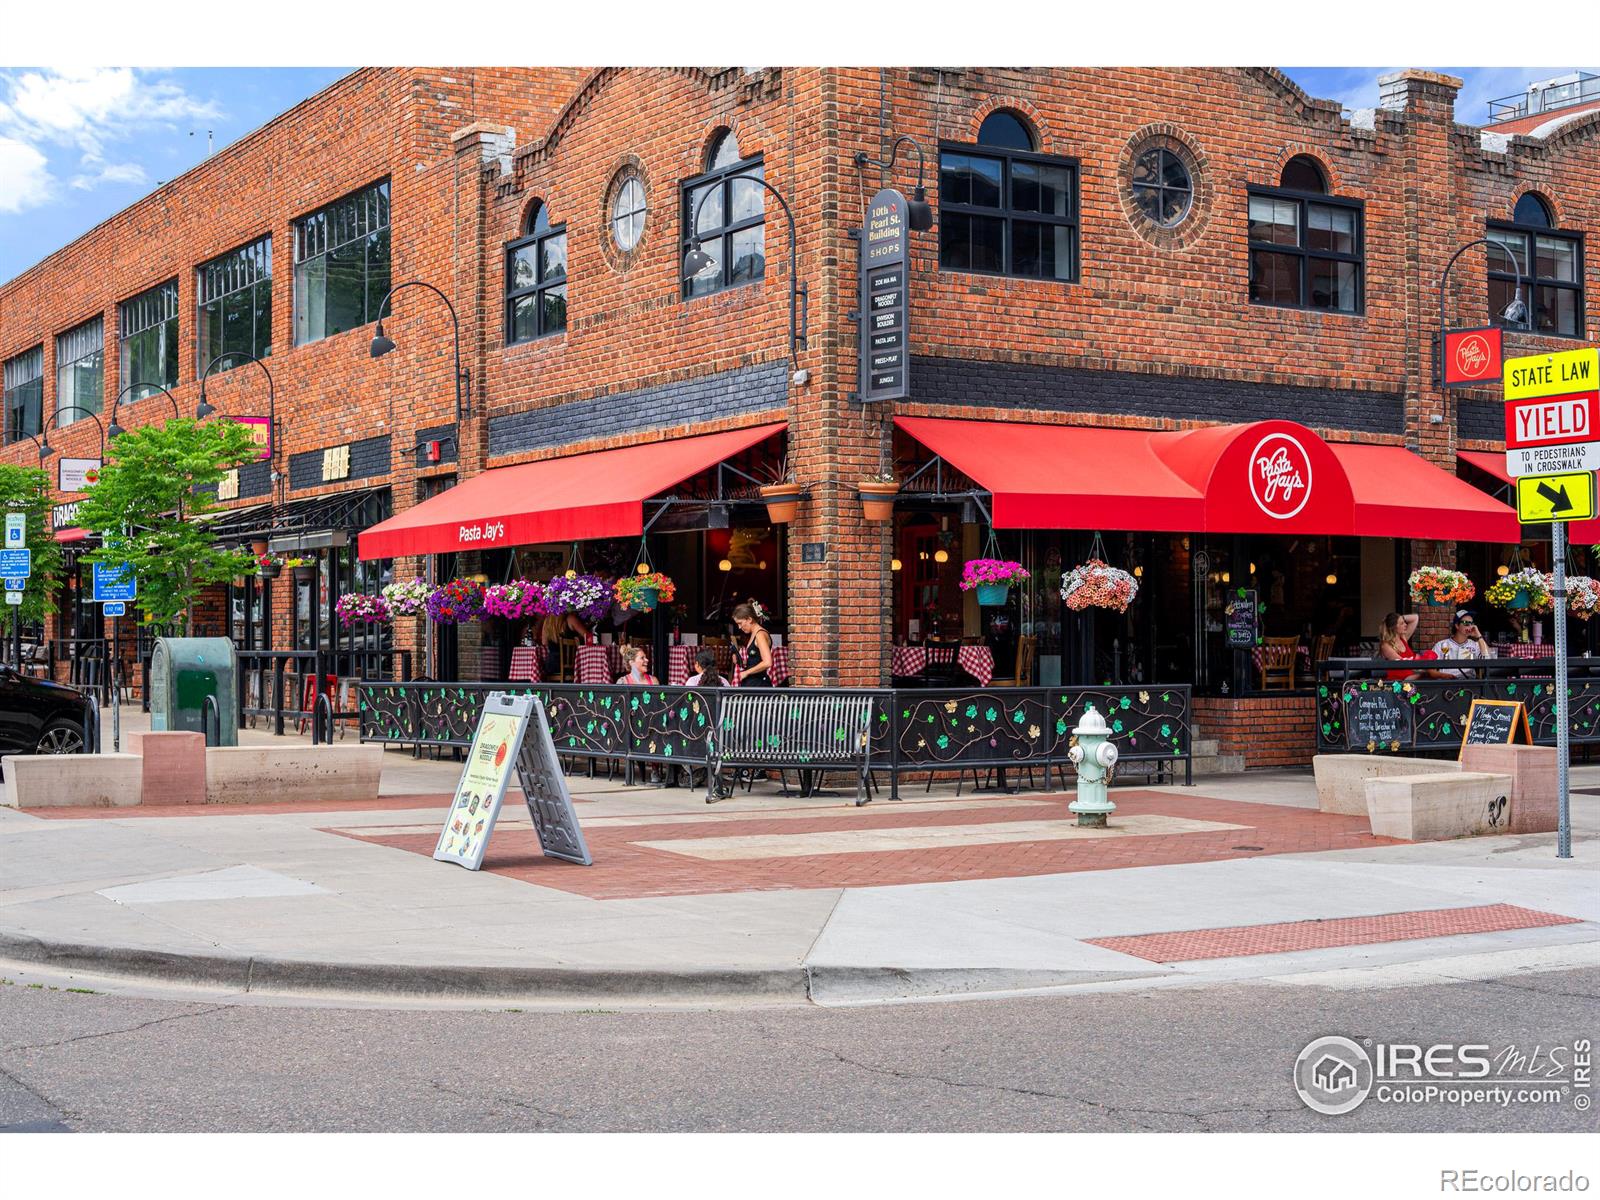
{"left": 0, "top": 65, "right": 1592, "bottom": 285}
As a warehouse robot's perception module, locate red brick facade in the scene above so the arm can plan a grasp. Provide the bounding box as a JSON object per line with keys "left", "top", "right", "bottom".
{"left": 2, "top": 68, "right": 1597, "bottom": 756}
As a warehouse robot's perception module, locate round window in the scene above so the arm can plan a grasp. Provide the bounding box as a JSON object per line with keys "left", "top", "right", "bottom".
{"left": 1131, "top": 147, "right": 1193, "bottom": 227}
{"left": 611, "top": 177, "right": 647, "bottom": 252}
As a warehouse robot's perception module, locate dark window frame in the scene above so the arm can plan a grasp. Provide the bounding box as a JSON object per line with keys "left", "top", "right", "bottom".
{"left": 119, "top": 278, "right": 180, "bottom": 398}
{"left": 1486, "top": 220, "right": 1586, "bottom": 341}
{"left": 197, "top": 235, "right": 274, "bottom": 373}
{"left": 3, "top": 345, "right": 44, "bottom": 446}
{"left": 1246, "top": 185, "right": 1366, "bottom": 315}
{"left": 55, "top": 316, "right": 106, "bottom": 422}
{"left": 504, "top": 206, "right": 568, "bottom": 345}
{"left": 937, "top": 139, "right": 1081, "bottom": 283}
{"left": 680, "top": 151, "right": 766, "bottom": 299}
{"left": 291, "top": 179, "right": 391, "bottom": 347}
{"left": 1131, "top": 146, "right": 1193, "bottom": 228}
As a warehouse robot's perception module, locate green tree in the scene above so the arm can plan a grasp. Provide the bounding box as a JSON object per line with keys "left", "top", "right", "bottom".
{"left": 75, "top": 419, "right": 259, "bottom": 634}
{"left": 0, "top": 463, "right": 65, "bottom": 639}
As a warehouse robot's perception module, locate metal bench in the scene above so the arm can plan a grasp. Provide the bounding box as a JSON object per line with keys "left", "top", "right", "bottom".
{"left": 708, "top": 691, "right": 877, "bottom": 805}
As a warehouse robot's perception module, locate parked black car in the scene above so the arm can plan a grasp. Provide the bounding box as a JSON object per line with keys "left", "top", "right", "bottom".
{"left": 0, "top": 666, "right": 90, "bottom": 758}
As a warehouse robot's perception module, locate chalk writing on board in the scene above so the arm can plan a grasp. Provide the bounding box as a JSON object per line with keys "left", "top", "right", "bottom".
{"left": 1226, "top": 589, "right": 1259, "bottom": 649}
{"left": 1343, "top": 684, "right": 1414, "bottom": 752}
{"left": 1462, "top": 700, "right": 1520, "bottom": 747}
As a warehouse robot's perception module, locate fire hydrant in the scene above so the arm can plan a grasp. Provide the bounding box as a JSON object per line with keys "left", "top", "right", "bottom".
{"left": 1067, "top": 703, "right": 1118, "bottom": 827}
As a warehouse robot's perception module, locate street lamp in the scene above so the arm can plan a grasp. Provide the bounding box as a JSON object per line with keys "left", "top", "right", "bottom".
{"left": 40, "top": 405, "right": 106, "bottom": 463}
{"left": 369, "top": 281, "right": 471, "bottom": 421}
{"left": 853, "top": 135, "right": 935, "bottom": 232}
{"left": 1438, "top": 237, "right": 1528, "bottom": 383}
{"left": 106, "top": 381, "right": 181, "bottom": 439}
{"left": 684, "top": 178, "right": 809, "bottom": 365}
{"left": 196, "top": 351, "right": 277, "bottom": 483}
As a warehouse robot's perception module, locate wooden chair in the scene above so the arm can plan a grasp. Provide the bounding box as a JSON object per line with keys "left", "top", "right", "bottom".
{"left": 1006, "top": 635, "right": 1037, "bottom": 686}
{"left": 1258, "top": 636, "right": 1299, "bottom": 690}
{"left": 557, "top": 639, "right": 577, "bottom": 683}
{"left": 1311, "top": 634, "right": 1336, "bottom": 669}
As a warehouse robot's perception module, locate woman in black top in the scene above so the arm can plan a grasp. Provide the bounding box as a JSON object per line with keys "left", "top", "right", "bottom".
{"left": 731, "top": 601, "right": 774, "bottom": 687}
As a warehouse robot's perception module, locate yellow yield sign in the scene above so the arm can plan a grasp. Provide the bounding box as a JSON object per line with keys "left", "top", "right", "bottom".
{"left": 1504, "top": 347, "right": 1598, "bottom": 401}
{"left": 1515, "top": 470, "right": 1596, "bottom": 524}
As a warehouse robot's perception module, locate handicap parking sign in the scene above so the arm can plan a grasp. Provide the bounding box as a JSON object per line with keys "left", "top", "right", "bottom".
{"left": 3, "top": 577, "right": 24, "bottom": 592}
{"left": 0, "top": 548, "right": 30, "bottom": 577}
{"left": 92, "top": 562, "right": 137, "bottom": 603}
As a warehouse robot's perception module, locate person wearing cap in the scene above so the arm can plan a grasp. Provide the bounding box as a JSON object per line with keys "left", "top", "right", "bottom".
{"left": 1431, "top": 611, "right": 1491, "bottom": 677}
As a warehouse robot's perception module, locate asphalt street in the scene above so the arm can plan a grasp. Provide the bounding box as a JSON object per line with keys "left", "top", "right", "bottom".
{"left": 0, "top": 966, "right": 1595, "bottom": 1133}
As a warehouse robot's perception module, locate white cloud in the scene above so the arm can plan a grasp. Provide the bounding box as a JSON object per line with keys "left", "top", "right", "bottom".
{"left": 0, "top": 136, "right": 52, "bottom": 213}
{"left": 0, "top": 67, "right": 217, "bottom": 213}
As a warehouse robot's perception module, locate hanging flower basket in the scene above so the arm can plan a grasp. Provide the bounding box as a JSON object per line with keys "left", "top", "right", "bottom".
{"left": 857, "top": 480, "right": 899, "bottom": 521}
{"left": 335, "top": 592, "right": 391, "bottom": 628}
{"left": 382, "top": 576, "right": 431, "bottom": 618}
{"left": 538, "top": 572, "right": 612, "bottom": 624}
{"left": 426, "top": 578, "right": 486, "bottom": 625}
{"left": 614, "top": 571, "right": 677, "bottom": 614}
{"left": 1408, "top": 566, "right": 1474, "bottom": 608}
{"left": 1485, "top": 568, "right": 1552, "bottom": 614}
{"left": 1061, "top": 559, "right": 1140, "bottom": 613}
{"left": 759, "top": 483, "right": 803, "bottom": 524}
{"left": 482, "top": 578, "right": 544, "bottom": 621}
{"left": 285, "top": 557, "right": 316, "bottom": 585}
{"left": 255, "top": 552, "right": 282, "bottom": 580}
{"left": 249, "top": 539, "right": 268, "bottom": 557}
{"left": 1568, "top": 576, "right": 1600, "bottom": 621}
{"left": 960, "top": 559, "right": 1029, "bottom": 606}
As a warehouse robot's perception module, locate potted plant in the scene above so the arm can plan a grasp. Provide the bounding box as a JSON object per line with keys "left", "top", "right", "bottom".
{"left": 482, "top": 578, "right": 544, "bottom": 621}
{"left": 538, "top": 571, "right": 613, "bottom": 624}
{"left": 1408, "top": 566, "right": 1474, "bottom": 607}
{"left": 1061, "top": 559, "right": 1140, "bottom": 613}
{"left": 426, "top": 578, "right": 486, "bottom": 624}
{"left": 959, "top": 558, "right": 1030, "bottom": 607}
{"left": 255, "top": 552, "right": 282, "bottom": 580}
{"left": 249, "top": 539, "right": 268, "bottom": 558}
{"left": 285, "top": 556, "right": 316, "bottom": 584}
{"left": 857, "top": 468, "right": 899, "bottom": 521}
{"left": 1485, "top": 567, "right": 1552, "bottom": 614}
{"left": 615, "top": 571, "right": 677, "bottom": 614}
{"left": 335, "top": 592, "right": 391, "bottom": 627}
{"left": 382, "top": 576, "right": 431, "bottom": 618}
{"left": 757, "top": 457, "right": 802, "bottom": 524}
{"left": 1568, "top": 576, "right": 1600, "bottom": 621}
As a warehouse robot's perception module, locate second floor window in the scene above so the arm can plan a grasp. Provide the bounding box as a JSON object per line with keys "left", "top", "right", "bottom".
{"left": 3, "top": 346, "right": 43, "bottom": 445}
{"left": 1247, "top": 158, "right": 1363, "bottom": 314}
{"left": 682, "top": 130, "right": 765, "bottom": 298}
{"left": 1489, "top": 194, "right": 1584, "bottom": 339}
{"left": 119, "top": 279, "right": 179, "bottom": 399}
{"left": 198, "top": 237, "right": 273, "bottom": 372}
{"left": 293, "top": 180, "right": 391, "bottom": 346}
{"left": 505, "top": 202, "right": 567, "bottom": 344}
{"left": 939, "top": 110, "right": 1078, "bottom": 282}
{"left": 56, "top": 317, "right": 105, "bottom": 422}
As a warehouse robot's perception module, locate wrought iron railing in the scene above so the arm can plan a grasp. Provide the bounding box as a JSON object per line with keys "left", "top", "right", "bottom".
{"left": 357, "top": 680, "right": 1193, "bottom": 795}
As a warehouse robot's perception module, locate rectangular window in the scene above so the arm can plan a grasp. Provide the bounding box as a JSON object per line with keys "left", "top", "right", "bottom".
{"left": 1247, "top": 188, "right": 1363, "bottom": 313}
{"left": 681, "top": 156, "right": 766, "bottom": 298}
{"left": 55, "top": 317, "right": 105, "bottom": 423}
{"left": 198, "top": 237, "right": 273, "bottom": 373}
{"left": 938, "top": 144, "right": 1078, "bottom": 282}
{"left": 3, "top": 346, "right": 44, "bottom": 445}
{"left": 505, "top": 216, "right": 568, "bottom": 344}
{"left": 293, "top": 181, "right": 390, "bottom": 346}
{"left": 119, "top": 279, "right": 179, "bottom": 400}
{"left": 1488, "top": 224, "right": 1585, "bottom": 339}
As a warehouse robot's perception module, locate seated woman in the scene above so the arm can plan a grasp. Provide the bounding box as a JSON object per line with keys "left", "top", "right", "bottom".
{"left": 615, "top": 645, "right": 658, "bottom": 685}
{"left": 1379, "top": 611, "right": 1440, "bottom": 680}
{"left": 684, "top": 649, "right": 723, "bottom": 687}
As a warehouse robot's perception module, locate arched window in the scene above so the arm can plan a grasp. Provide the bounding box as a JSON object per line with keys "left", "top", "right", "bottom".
{"left": 1280, "top": 155, "right": 1327, "bottom": 193}
{"left": 939, "top": 110, "right": 1076, "bottom": 280}
{"left": 978, "top": 110, "right": 1034, "bottom": 151}
{"left": 505, "top": 200, "right": 567, "bottom": 343}
{"left": 1489, "top": 193, "right": 1582, "bottom": 337}
{"left": 682, "top": 131, "right": 765, "bottom": 298}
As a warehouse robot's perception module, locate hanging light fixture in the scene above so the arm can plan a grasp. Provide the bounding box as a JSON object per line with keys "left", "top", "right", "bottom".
{"left": 718, "top": 558, "right": 732, "bottom": 572}
{"left": 934, "top": 548, "right": 949, "bottom": 563}
{"left": 891, "top": 558, "right": 902, "bottom": 572}
{"left": 1249, "top": 561, "right": 1257, "bottom": 575}
{"left": 1133, "top": 565, "right": 1143, "bottom": 578}
{"left": 1326, "top": 572, "right": 1338, "bottom": 585}
{"left": 1497, "top": 564, "right": 1510, "bottom": 577}
{"left": 1221, "top": 571, "right": 1231, "bottom": 584}
{"left": 636, "top": 562, "right": 651, "bottom": 575}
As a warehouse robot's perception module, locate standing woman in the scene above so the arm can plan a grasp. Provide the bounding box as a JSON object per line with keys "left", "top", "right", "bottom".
{"left": 732, "top": 601, "right": 774, "bottom": 687}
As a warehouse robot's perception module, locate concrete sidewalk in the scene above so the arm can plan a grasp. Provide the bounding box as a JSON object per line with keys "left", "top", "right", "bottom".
{"left": 2, "top": 754, "right": 1596, "bottom": 1007}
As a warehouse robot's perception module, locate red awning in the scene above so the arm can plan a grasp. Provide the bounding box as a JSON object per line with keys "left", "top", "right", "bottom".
{"left": 358, "top": 423, "right": 785, "bottom": 560}
{"left": 896, "top": 415, "right": 1520, "bottom": 540}
{"left": 1459, "top": 450, "right": 1600, "bottom": 542}
{"left": 54, "top": 527, "right": 89, "bottom": 544}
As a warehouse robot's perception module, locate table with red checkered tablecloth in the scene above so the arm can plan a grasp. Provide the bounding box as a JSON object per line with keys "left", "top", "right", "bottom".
{"left": 667, "top": 643, "right": 734, "bottom": 686}
{"left": 732, "top": 645, "right": 793, "bottom": 687}
{"left": 889, "top": 644, "right": 995, "bottom": 686}
{"left": 576, "top": 644, "right": 623, "bottom": 684}
{"left": 1494, "top": 643, "right": 1557, "bottom": 659}
{"left": 508, "top": 646, "right": 544, "bottom": 682}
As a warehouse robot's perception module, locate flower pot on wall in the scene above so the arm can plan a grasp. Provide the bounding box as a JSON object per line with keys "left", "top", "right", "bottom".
{"left": 759, "top": 484, "right": 802, "bottom": 524}
{"left": 857, "top": 481, "right": 899, "bottom": 521}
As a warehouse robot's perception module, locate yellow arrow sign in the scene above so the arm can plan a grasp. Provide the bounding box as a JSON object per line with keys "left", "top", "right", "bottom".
{"left": 1504, "top": 347, "right": 1598, "bottom": 401}
{"left": 1515, "top": 470, "right": 1596, "bottom": 523}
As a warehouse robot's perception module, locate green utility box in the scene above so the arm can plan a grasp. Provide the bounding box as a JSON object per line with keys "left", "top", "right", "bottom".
{"left": 150, "top": 638, "right": 238, "bottom": 746}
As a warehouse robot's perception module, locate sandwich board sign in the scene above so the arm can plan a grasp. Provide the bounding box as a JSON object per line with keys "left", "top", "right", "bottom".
{"left": 434, "top": 692, "right": 591, "bottom": 870}
{"left": 1459, "top": 699, "right": 1532, "bottom": 756}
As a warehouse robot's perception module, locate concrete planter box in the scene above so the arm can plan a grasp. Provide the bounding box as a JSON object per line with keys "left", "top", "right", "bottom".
{"left": 1459, "top": 744, "right": 1558, "bottom": 834}
{"left": 2, "top": 753, "right": 143, "bottom": 809}
{"left": 1312, "top": 753, "right": 1459, "bottom": 815}
{"left": 205, "top": 745, "right": 383, "bottom": 805}
{"left": 1364, "top": 771, "right": 1513, "bottom": 841}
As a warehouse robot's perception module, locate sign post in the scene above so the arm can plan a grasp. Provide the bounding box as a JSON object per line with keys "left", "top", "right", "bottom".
{"left": 1553, "top": 521, "right": 1571, "bottom": 859}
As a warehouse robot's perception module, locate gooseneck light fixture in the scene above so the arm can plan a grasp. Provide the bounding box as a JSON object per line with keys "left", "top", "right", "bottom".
{"left": 684, "top": 178, "right": 808, "bottom": 365}
{"left": 369, "top": 281, "right": 471, "bottom": 422}
{"left": 853, "top": 135, "right": 935, "bottom": 232}
{"left": 39, "top": 405, "right": 106, "bottom": 463}
{"left": 1437, "top": 237, "right": 1527, "bottom": 384}
{"left": 107, "top": 381, "right": 181, "bottom": 439}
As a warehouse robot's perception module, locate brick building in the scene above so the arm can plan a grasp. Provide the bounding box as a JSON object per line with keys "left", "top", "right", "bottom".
{"left": 2, "top": 67, "right": 1595, "bottom": 765}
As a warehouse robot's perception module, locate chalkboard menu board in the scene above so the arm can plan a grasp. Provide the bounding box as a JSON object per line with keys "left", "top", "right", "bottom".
{"left": 1343, "top": 685, "right": 1414, "bottom": 752}
{"left": 1226, "top": 589, "right": 1259, "bottom": 648}
{"left": 1459, "top": 699, "right": 1531, "bottom": 754}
